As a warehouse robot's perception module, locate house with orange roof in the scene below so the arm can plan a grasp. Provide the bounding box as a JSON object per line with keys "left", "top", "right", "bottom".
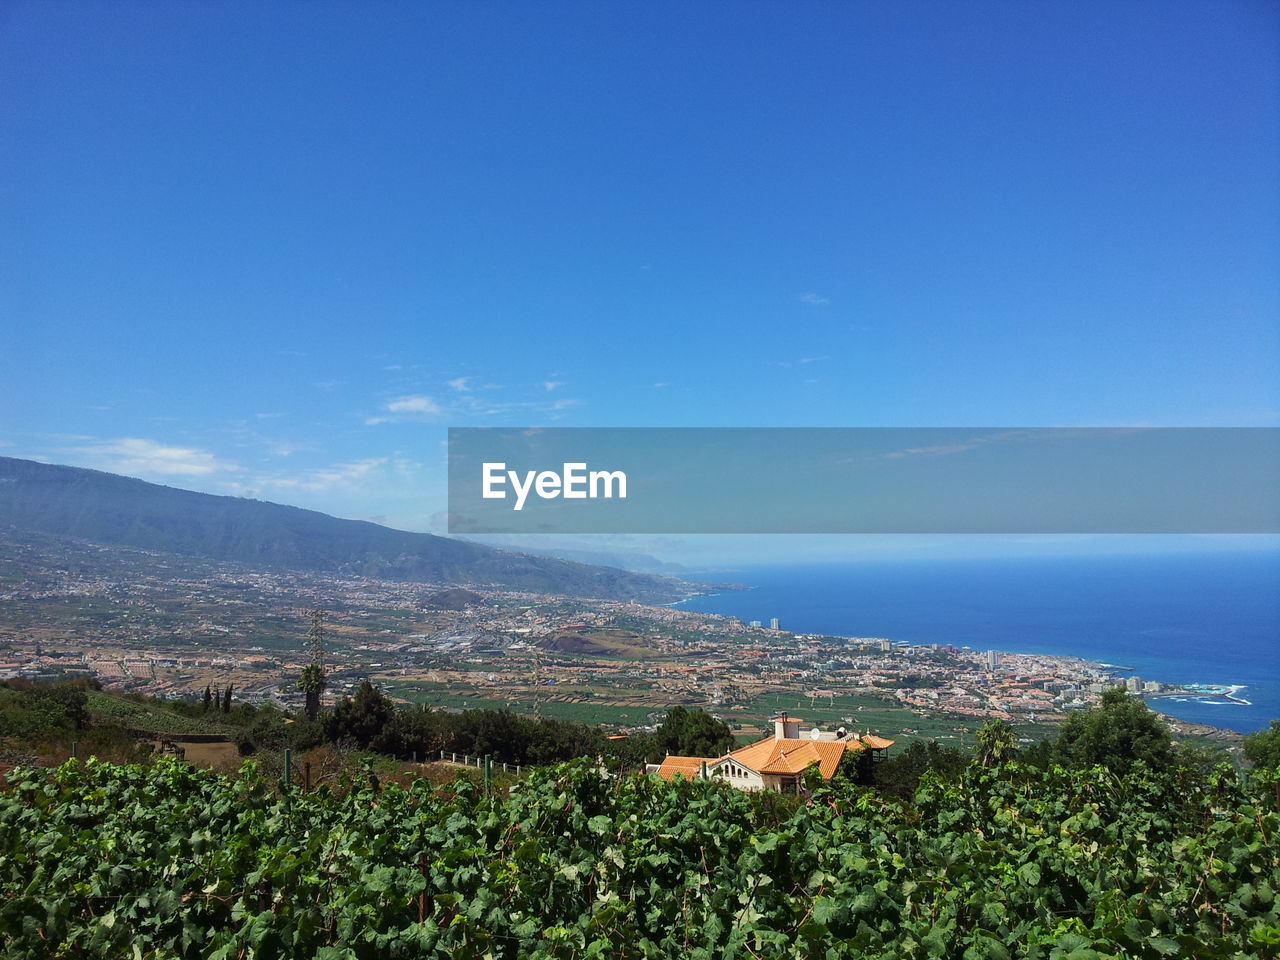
{"left": 651, "top": 715, "right": 894, "bottom": 794}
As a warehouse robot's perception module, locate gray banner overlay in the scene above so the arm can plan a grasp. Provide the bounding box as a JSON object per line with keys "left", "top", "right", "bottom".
{"left": 447, "top": 428, "right": 1280, "bottom": 534}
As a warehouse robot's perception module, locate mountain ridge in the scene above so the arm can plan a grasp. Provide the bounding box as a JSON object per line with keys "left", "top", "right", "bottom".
{"left": 0, "top": 457, "right": 708, "bottom": 602}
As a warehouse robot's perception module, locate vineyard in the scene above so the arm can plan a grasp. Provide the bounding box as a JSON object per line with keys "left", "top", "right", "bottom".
{"left": 85, "top": 692, "right": 232, "bottom": 737}
{"left": 1, "top": 757, "right": 1277, "bottom": 959}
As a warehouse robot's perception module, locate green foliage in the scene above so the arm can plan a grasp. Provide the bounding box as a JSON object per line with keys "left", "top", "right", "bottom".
{"left": 653, "top": 705, "right": 735, "bottom": 759}
{"left": 974, "top": 718, "right": 1017, "bottom": 767}
{"left": 84, "top": 691, "right": 233, "bottom": 736}
{"left": 1, "top": 756, "right": 1276, "bottom": 958}
{"left": 1244, "top": 720, "right": 1280, "bottom": 771}
{"left": 1051, "top": 687, "right": 1175, "bottom": 775}
{"left": 234, "top": 711, "right": 324, "bottom": 757}
{"left": 875, "top": 738, "right": 967, "bottom": 799}
{"left": 0, "top": 680, "right": 91, "bottom": 740}
{"left": 323, "top": 681, "right": 396, "bottom": 749}
{"left": 379, "top": 705, "right": 616, "bottom": 767}
{"left": 298, "top": 663, "right": 326, "bottom": 723}
{"left": 1174, "top": 739, "right": 1236, "bottom": 779}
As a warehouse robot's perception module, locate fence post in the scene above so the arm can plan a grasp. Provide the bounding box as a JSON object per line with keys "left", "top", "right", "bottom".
{"left": 484, "top": 754, "right": 491, "bottom": 797}
{"left": 304, "top": 761, "right": 312, "bottom": 793}
{"left": 71, "top": 741, "right": 77, "bottom": 760}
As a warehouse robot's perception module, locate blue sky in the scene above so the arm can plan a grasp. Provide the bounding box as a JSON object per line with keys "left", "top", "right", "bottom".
{"left": 2, "top": 1, "right": 1278, "bottom": 565}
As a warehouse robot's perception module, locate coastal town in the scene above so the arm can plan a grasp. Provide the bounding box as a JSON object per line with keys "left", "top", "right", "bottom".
{"left": 0, "top": 528, "right": 1236, "bottom": 748}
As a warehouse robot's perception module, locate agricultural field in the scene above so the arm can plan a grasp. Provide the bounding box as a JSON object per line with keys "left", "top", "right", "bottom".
{"left": 382, "top": 684, "right": 656, "bottom": 727}
{"left": 86, "top": 692, "right": 232, "bottom": 736}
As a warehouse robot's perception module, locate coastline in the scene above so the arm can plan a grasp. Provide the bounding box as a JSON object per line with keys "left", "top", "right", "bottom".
{"left": 672, "top": 555, "right": 1278, "bottom": 735}
{"left": 675, "top": 579, "right": 1257, "bottom": 744}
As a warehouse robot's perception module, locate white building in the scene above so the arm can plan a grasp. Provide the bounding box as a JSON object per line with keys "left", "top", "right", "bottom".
{"left": 651, "top": 714, "right": 894, "bottom": 794}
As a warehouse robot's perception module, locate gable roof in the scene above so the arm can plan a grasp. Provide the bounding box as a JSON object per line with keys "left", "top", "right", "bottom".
{"left": 728, "top": 737, "right": 854, "bottom": 779}
{"left": 654, "top": 733, "right": 896, "bottom": 784}
{"left": 655, "top": 755, "right": 713, "bottom": 780}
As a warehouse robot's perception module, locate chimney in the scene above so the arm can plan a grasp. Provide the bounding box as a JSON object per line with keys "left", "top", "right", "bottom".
{"left": 773, "top": 714, "right": 800, "bottom": 740}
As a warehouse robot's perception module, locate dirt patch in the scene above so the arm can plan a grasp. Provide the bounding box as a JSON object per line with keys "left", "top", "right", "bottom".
{"left": 539, "top": 629, "right": 663, "bottom": 659}
{"left": 156, "top": 739, "right": 241, "bottom": 770}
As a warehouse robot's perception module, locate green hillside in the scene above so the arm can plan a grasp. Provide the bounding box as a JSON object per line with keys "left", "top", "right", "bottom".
{"left": 85, "top": 691, "right": 233, "bottom": 737}
{"left": 0, "top": 457, "right": 704, "bottom": 602}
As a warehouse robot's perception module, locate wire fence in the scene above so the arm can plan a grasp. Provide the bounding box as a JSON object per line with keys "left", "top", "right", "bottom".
{"left": 437, "top": 750, "right": 521, "bottom": 776}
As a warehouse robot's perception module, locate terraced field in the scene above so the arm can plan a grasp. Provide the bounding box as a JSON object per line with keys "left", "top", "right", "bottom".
{"left": 86, "top": 691, "right": 231, "bottom": 736}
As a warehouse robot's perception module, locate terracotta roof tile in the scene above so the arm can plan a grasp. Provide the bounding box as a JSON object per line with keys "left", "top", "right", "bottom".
{"left": 656, "top": 733, "right": 896, "bottom": 785}
{"left": 655, "top": 756, "right": 715, "bottom": 780}
{"left": 729, "top": 737, "right": 853, "bottom": 779}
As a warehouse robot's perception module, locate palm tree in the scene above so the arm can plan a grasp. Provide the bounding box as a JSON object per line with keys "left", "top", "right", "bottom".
{"left": 975, "top": 719, "right": 1017, "bottom": 767}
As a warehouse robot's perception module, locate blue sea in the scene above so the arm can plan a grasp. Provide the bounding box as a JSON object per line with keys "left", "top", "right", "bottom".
{"left": 676, "top": 552, "right": 1280, "bottom": 734}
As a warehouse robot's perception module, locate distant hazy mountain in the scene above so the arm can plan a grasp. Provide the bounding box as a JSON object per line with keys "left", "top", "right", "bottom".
{"left": 464, "top": 537, "right": 690, "bottom": 575}
{"left": 0, "top": 457, "right": 706, "bottom": 602}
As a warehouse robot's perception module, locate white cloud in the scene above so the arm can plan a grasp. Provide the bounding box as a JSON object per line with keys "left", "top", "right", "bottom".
{"left": 267, "top": 440, "right": 310, "bottom": 457}
{"left": 368, "top": 394, "right": 443, "bottom": 423}
{"left": 387, "top": 394, "right": 440, "bottom": 414}
{"left": 799, "top": 292, "right": 830, "bottom": 305}
{"left": 255, "top": 457, "right": 389, "bottom": 492}
{"left": 73, "top": 438, "right": 240, "bottom": 476}
{"left": 543, "top": 381, "right": 564, "bottom": 392}
{"left": 446, "top": 377, "right": 471, "bottom": 392}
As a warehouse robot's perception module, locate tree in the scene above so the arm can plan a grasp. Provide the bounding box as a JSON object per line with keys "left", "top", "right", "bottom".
{"left": 26, "top": 681, "right": 90, "bottom": 732}
{"left": 1052, "top": 687, "right": 1174, "bottom": 774}
{"left": 383, "top": 707, "right": 453, "bottom": 761}
{"left": 974, "top": 719, "right": 1017, "bottom": 767}
{"left": 654, "top": 706, "right": 735, "bottom": 759}
{"left": 875, "top": 739, "right": 968, "bottom": 799}
{"left": 1174, "top": 740, "right": 1234, "bottom": 779}
{"left": 202, "top": 685, "right": 212, "bottom": 713}
{"left": 324, "top": 681, "right": 395, "bottom": 749}
{"left": 222, "top": 684, "right": 233, "bottom": 713}
{"left": 1243, "top": 719, "right": 1280, "bottom": 770}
